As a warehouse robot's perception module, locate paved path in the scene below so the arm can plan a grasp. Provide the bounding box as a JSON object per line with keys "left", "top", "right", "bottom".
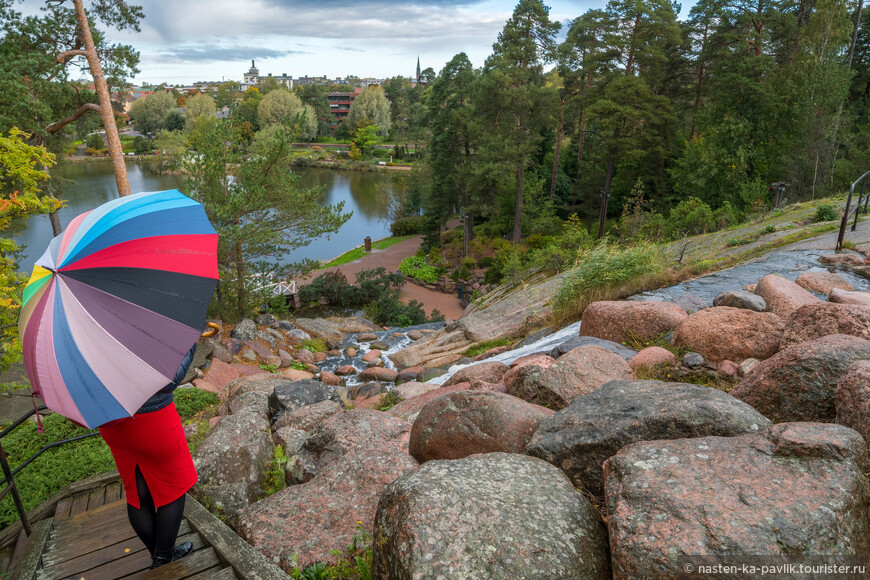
{"left": 302, "top": 236, "right": 466, "bottom": 321}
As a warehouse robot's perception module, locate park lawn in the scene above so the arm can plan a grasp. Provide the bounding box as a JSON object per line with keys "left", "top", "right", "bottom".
{"left": 321, "top": 235, "right": 413, "bottom": 268}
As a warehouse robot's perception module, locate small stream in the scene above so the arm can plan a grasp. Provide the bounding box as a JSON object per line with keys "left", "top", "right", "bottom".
{"left": 420, "top": 249, "right": 870, "bottom": 386}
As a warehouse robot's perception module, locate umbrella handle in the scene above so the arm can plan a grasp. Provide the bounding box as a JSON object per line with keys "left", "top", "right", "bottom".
{"left": 201, "top": 322, "right": 220, "bottom": 338}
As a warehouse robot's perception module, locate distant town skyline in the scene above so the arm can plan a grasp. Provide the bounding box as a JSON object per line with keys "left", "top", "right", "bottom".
{"left": 19, "top": 0, "right": 696, "bottom": 86}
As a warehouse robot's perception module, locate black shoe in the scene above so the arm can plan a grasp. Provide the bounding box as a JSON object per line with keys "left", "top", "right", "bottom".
{"left": 150, "top": 542, "right": 193, "bottom": 569}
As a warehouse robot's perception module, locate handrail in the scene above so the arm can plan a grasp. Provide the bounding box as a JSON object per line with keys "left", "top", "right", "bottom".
{"left": 0, "top": 406, "right": 100, "bottom": 536}
{"left": 836, "top": 169, "right": 870, "bottom": 250}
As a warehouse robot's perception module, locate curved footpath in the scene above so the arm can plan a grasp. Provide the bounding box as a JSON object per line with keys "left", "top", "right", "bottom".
{"left": 302, "top": 235, "right": 467, "bottom": 321}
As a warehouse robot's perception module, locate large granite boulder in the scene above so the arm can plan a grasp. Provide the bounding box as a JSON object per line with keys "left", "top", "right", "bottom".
{"left": 526, "top": 380, "right": 770, "bottom": 496}
{"left": 291, "top": 318, "right": 344, "bottom": 343}
{"left": 443, "top": 361, "right": 509, "bottom": 387}
{"left": 818, "top": 253, "right": 865, "bottom": 267}
{"left": 712, "top": 290, "right": 767, "bottom": 312}
{"left": 229, "top": 318, "right": 258, "bottom": 341}
{"left": 731, "top": 334, "right": 870, "bottom": 422}
{"left": 604, "top": 423, "right": 870, "bottom": 578}
{"left": 386, "top": 384, "right": 473, "bottom": 422}
{"left": 267, "top": 379, "right": 343, "bottom": 425}
{"left": 781, "top": 302, "right": 870, "bottom": 347}
{"left": 829, "top": 288, "right": 870, "bottom": 306}
{"left": 373, "top": 453, "right": 611, "bottom": 579}
{"left": 239, "top": 447, "right": 418, "bottom": 571}
{"left": 357, "top": 367, "right": 398, "bottom": 382}
{"left": 276, "top": 399, "right": 343, "bottom": 431}
{"left": 191, "top": 411, "right": 273, "bottom": 525}
{"left": 754, "top": 273, "right": 819, "bottom": 318}
{"left": 579, "top": 301, "right": 688, "bottom": 344}
{"left": 289, "top": 409, "right": 412, "bottom": 483}
{"left": 548, "top": 336, "right": 638, "bottom": 362}
{"left": 795, "top": 271, "right": 854, "bottom": 294}
{"left": 835, "top": 361, "right": 870, "bottom": 444}
{"left": 504, "top": 346, "right": 632, "bottom": 410}
{"left": 409, "top": 391, "right": 554, "bottom": 462}
{"left": 671, "top": 306, "right": 784, "bottom": 362}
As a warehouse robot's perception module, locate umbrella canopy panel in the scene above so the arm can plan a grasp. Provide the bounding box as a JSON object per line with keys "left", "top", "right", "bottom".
{"left": 19, "top": 190, "right": 218, "bottom": 428}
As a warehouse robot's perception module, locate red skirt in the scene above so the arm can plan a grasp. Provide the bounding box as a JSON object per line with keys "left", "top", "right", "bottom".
{"left": 99, "top": 403, "right": 198, "bottom": 509}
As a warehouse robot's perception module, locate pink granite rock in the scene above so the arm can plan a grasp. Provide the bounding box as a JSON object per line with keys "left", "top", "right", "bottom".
{"left": 334, "top": 365, "right": 357, "bottom": 376}
{"left": 504, "top": 346, "right": 632, "bottom": 410}
{"left": 409, "top": 391, "right": 554, "bottom": 462}
{"left": 672, "top": 306, "right": 784, "bottom": 362}
{"left": 443, "top": 361, "right": 509, "bottom": 387}
{"left": 604, "top": 423, "right": 870, "bottom": 578}
{"left": 835, "top": 360, "right": 870, "bottom": 444}
{"left": 795, "top": 271, "right": 853, "bottom": 294}
{"left": 204, "top": 358, "right": 241, "bottom": 391}
{"left": 628, "top": 347, "right": 675, "bottom": 371}
{"left": 357, "top": 367, "right": 399, "bottom": 382}
{"left": 580, "top": 301, "right": 688, "bottom": 343}
{"left": 818, "top": 253, "right": 864, "bottom": 267}
{"left": 319, "top": 371, "right": 344, "bottom": 386}
{"left": 782, "top": 302, "right": 870, "bottom": 347}
{"left": 754, "top": 274, "right": 820, "bottom": 318}
{"left": 281, "top": 369, "right": 315, "bottom": 381}
{"left": 829, "top": 288, "right": 870, "bottom": 306}
{"left": 361, "top": 349, "right": 382, "bottom": 363}
{"left": 387, "top": 384, "right": 473, "bottom": 422}
{"left": 717, "top": 360, "right": 740, "bottom": 377}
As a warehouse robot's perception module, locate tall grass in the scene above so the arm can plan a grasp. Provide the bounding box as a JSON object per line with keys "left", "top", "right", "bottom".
{"left": 552, "top": 243, "right": 671, "bottom": 325}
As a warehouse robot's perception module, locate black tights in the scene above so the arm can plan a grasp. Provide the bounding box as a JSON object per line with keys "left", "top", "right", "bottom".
{"left": 126, "top": 466, "right": 185, "bottom": 557}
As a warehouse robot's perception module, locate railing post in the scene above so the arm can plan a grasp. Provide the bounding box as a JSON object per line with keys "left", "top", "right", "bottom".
{"left": 854, "top": 179, "right": 866, "bottom": 232}
{"left": 0, "top": 441, "right": 31, "bottom": 536}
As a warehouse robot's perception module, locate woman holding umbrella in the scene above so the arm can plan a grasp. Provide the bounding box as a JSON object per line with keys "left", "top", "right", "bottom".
{"left": 19, "top": 190, "right": 220, "bottom": 570}
{"left": 98, "top": 343, "right": 199, "bottom": 569}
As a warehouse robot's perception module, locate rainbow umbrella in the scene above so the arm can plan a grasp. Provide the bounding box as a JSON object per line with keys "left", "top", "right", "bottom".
{"left": 18, "top": 190, "right": 219, "bottom": 428}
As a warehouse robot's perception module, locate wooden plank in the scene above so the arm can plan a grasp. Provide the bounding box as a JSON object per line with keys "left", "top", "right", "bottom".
{"left": 53, "top": 498, "right": 72, "bottom": 521}
{"left": 182, "top": 496, "right": 290, "bottom": 580}
{"left": 87, "top": 485, "right": 106, "bottom": 510}
{"left": 44, "top": 520, "right": 192, "bottom": 568}
{"left": 43, "top": 531, "right": 203, "bottom": 580}
{"left": 187, "top": 565, "right": 238, "bottom": 580}
{"left": 7, "top": 519, "right": 51, "bottom": 580}
{"left": 119, "top": 546, "right": 221, "bottom": 580}
{"left": 0, "top": 471, "right": 120, "bottom": 549}
{"left": 67, "top": 492, "right": 89, "bottom": 517}
{"left": 105, "top": 481, "right": 122, "bottom": 503}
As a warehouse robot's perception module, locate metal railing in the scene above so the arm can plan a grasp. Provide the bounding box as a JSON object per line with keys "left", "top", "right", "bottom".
{"left": 0, "top": 407, "right": 100, "bottom": 536}
{"left": 836, "top": 169, "right": 870, "bottom": 251}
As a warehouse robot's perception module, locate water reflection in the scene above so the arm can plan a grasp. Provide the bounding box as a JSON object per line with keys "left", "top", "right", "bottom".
{"left": 13, "top": 162, "right": 398, "bottom": 272}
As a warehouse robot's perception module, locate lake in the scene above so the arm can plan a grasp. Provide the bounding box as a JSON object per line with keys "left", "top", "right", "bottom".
{"left": 11, "top": 161, "right": 397, "bottom": 272}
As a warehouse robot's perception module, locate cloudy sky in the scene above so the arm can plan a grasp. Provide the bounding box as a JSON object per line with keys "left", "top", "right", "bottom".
{"left": 27, "top": 1, "right": 695, "bottom": 85}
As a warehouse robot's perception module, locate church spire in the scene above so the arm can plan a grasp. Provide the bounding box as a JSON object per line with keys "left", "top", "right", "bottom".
{"left": 416, "top": 56, "right": 421, "bottom": 84}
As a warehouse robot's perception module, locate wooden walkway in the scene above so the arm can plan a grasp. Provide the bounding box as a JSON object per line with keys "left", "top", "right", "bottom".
{"left": 3, "top": 476, "right": 289, "bottom": 580}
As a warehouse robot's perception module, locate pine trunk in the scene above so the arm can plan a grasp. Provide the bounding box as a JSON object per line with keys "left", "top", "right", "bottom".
{"left": 72, "top": 0, "right": 130, "bottom": 197}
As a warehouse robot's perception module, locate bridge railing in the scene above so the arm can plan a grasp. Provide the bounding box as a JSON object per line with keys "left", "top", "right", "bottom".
{"left": 837, "top": 169, "right": 870, "bottom": 251}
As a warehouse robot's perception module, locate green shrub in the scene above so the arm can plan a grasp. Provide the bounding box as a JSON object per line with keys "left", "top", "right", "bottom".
{"left": 398, "top": 255, "right": 440, "bottom": 283}
{"left": 390, "top": 215, "right": 429, "bottom": 236}
{"left": 553, "top": 243, "right": 667, "bottom": 322}
{"left": 812, "top": 204, "right": 838, "bottom": 223}
{"left": 302, "top": 338, "right": 328, "bottom": 352}
{"left": 667, "top": 197, "right": 715, "bottom": 238}
{"left": 762, "top": 224, "right": 776, "bottom": 234}
{"left": 362, "top": 291, "right": 431, "bottom": 327}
